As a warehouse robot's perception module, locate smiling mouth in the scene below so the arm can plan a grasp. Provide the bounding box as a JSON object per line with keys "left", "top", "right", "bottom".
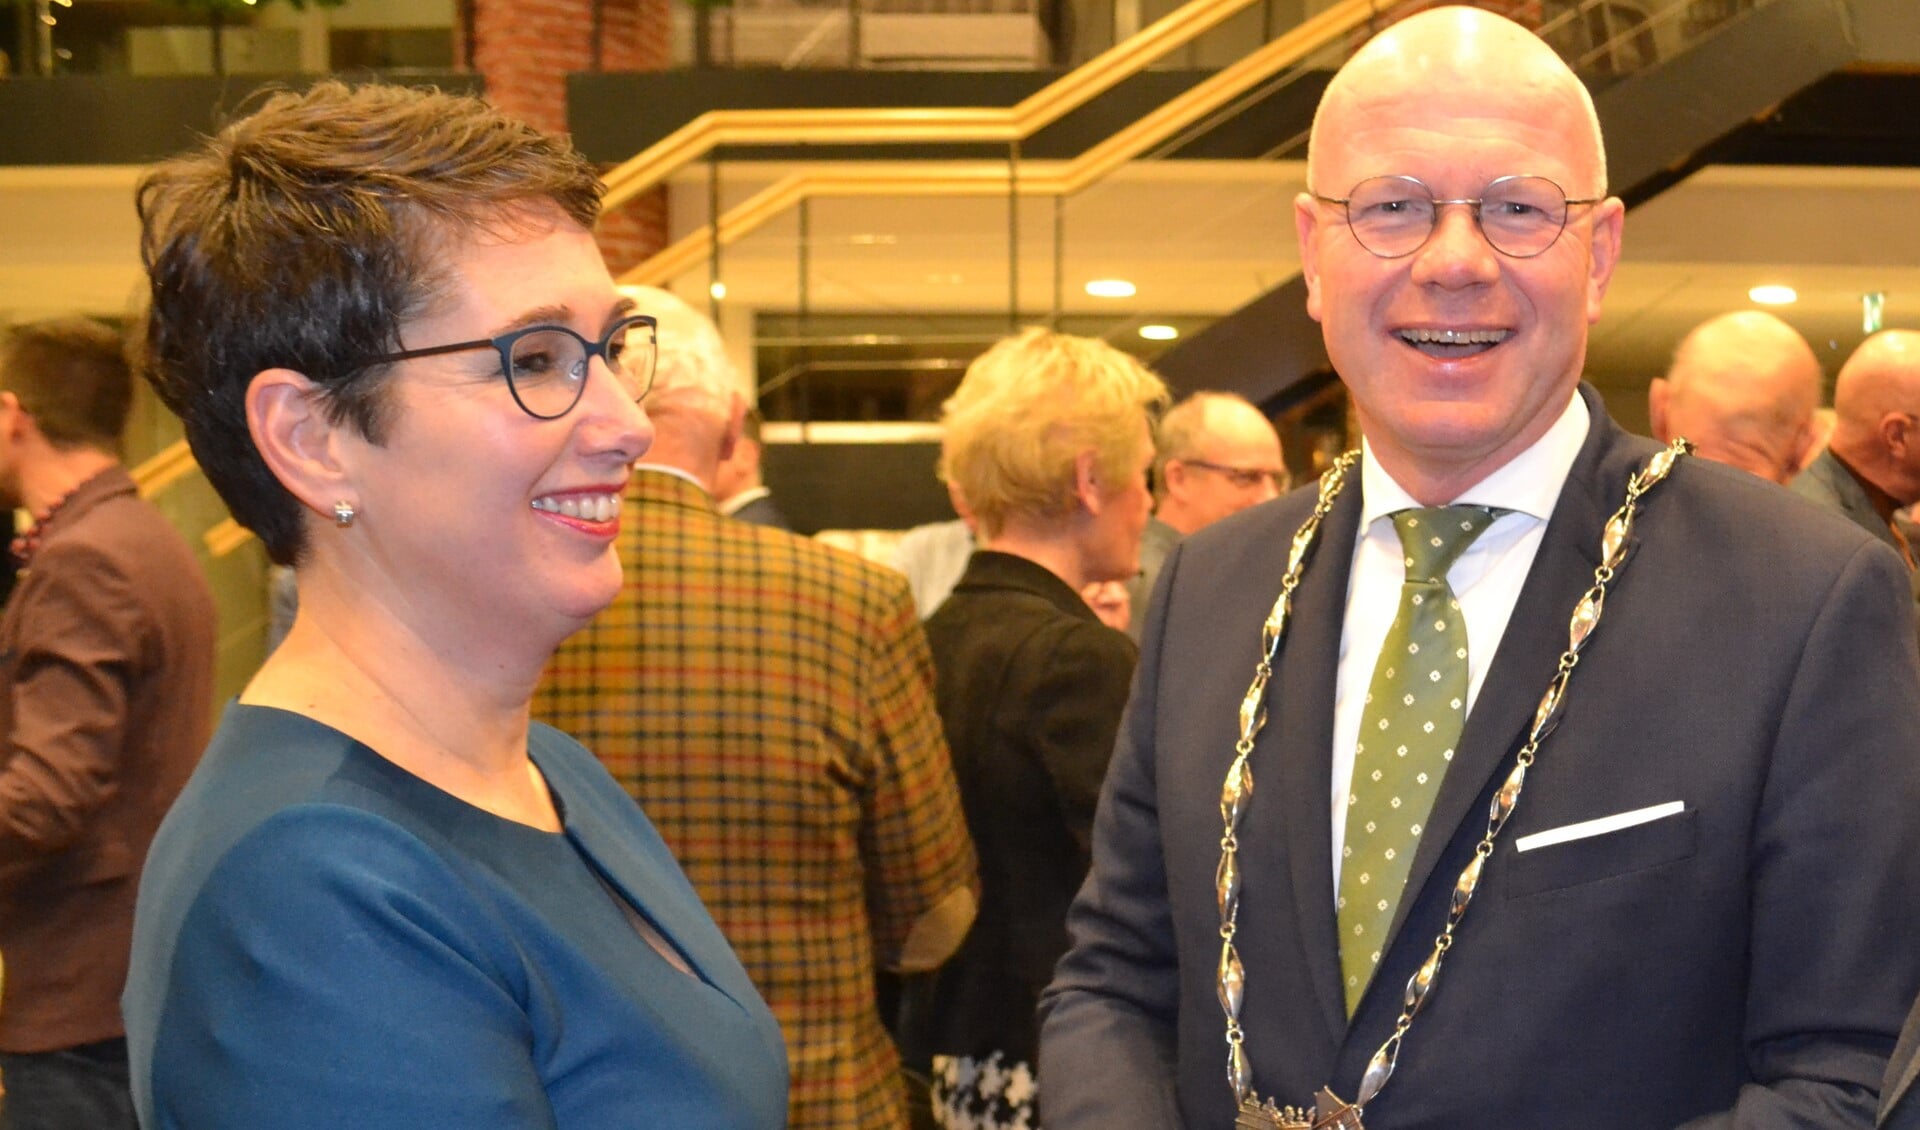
{"left": 531, "top": 493, "right": 622, "bottom": 523}
{"left": 1396, "top": 327, "right": 1512, "bottom": 358}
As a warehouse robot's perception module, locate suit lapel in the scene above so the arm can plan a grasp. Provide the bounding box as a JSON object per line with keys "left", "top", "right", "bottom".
{"left": 1884, "top": 995, "right": 1920, "bottom": 1126}
{"left": 1265, "top": 477, "right": 1366, "bottom": 1043}
{"left": 1383, "top": 393, "right": 1628, "bottom": 953}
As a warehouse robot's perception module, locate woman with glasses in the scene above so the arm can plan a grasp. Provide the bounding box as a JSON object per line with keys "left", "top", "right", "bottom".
{"left": 121, "top": 82, "right": 787, "bottom": 1129}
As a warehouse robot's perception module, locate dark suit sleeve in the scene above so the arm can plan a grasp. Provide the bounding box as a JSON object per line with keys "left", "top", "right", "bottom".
{"left": 1015, "top": 615, "right": 1138, "bottom": 863}
{"left": 1678, "top": 537, "right": 1920, "bottom": 1129}
{"left": 1037, "top": 548, "right": 1185, "bottom": 1130}
{"left": 0, "top": 540, "right": 144, "bottom": 867}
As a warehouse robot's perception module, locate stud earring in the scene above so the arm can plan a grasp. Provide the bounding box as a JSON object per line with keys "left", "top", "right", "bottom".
{"left": 333, "top": 500, "right": 357, "bottom": 528}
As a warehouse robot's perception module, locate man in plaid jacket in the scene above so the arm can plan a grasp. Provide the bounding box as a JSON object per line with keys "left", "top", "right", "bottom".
{"left": 535, "top": 288, "right": 977, "bottom": 1130}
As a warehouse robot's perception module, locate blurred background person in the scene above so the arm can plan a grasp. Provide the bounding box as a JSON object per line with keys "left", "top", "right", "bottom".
{"left": 1080, "top": 580, "right": 1131, "bottom": 632}
{"left": 714, "top": 405, "right": 791, "bottom": 529}
{"left": 536, "top": 286, "right": 976, "bottom": 1130}
{"left": 0, "top": 317, "right": 214, "bottom": 1130}
{"left": 1647, "top": 309, "right": 1822, "bottom": 484}
{"left": 1126, "top": 391, "right": 1286, "bottom": 638}
{"left": 123, "top": 82, "right": 786, "bottom": 1129}
{"left": 919, "top": 327, "right": 1166, "bottom": 1130}
{"left": 892, "top": 514, "right": 974, "bottom": 618}
{"left": 1794, "top": 329, "right": 1920, "bottom": 576}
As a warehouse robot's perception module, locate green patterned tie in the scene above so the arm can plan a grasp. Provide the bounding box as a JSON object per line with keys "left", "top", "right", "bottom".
{"left": 1338, "top": 505, "right": 1500, "bottom": 1015}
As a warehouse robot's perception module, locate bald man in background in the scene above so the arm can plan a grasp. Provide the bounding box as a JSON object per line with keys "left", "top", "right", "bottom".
{"left": 1648, "top": 310, "right": 1823, "bottom": 484}
{"left": 1794, "top": 329, "right": 1920, "bottom": 572}
{"left": 1125, "top": 392, "right": 1285, "bottom": 638}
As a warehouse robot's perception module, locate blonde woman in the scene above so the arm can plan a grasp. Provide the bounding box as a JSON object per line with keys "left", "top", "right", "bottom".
{"left": 918, "top": 328, "right": 1167, "bottom": 1128}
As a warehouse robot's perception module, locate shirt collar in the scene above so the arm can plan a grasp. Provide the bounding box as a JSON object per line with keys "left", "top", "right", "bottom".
{"left": 633, "top": 462, "right": 709, "bottom": 493}
{"left": 1359, "top": 389, "right": 1590, "bottom": 526}
{"left": 718, "top": 484, "right": 772, "bottom": 516}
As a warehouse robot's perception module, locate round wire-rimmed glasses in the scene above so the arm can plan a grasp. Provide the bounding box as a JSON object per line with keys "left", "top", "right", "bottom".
{"left": 371, "top": 313, "right": 659, "bottom": 420}
{"left": 1311, "top": 175, "right": 1603, "bottom": 260}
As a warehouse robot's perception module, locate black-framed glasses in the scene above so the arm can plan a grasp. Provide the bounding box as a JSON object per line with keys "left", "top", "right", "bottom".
{"left": 1182, "top": 458, "right": 1290, "bottom": 492}
{"left": 1312, "top": 175, "right": 1602, "bottom": 260}
{"left": 371, "top": 313, "right": 659, "bottom": 420}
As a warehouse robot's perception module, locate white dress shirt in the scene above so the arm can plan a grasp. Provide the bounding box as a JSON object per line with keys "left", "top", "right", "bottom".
{"left": 1328, "top": 392, "right": 1590, "bottom": 887}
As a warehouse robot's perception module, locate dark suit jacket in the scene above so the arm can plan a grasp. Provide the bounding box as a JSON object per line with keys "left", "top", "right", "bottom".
{"left": 1040, "top": 386, "right": 1920, "bottom": 1129}
{"left": 0, "top": 466, "right": 215, "bottom": 1052}
{"left": 535, "top": 469, "right": 975, "bottom": 1130}
{"left": 922, "top": 550, "right": 1137, "bottom": 1067}
{"left": 1793, "top": 448, "right": 1920, "bottom": 609}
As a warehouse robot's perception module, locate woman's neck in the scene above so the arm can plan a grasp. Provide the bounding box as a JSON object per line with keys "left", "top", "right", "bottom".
{"left": 244, "top": 572, "right": 561, "bottom": 831}
{"left": 980, "top": 524, "right": 1090, "bottom": 592}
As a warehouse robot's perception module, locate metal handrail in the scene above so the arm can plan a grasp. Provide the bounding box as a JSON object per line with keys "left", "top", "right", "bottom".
{"left": 600, "top": 0, "right": 1277, "bottom": 210}
{"left": 619, "top": 0, "right": 1389, "bottom": 286}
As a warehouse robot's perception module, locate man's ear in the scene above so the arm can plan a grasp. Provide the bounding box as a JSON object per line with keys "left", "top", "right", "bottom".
{"left": 1073, "top": 448, "right": 1103, "bottom": 515}
{"left": 1786, "top": 421, "right": 1818, "bottom": 477}
{"left": 1647, "top": 378, "right": 1673, "bottom": 442}
{"left": 1584, "top": 197, "right": 1626, "bottom": 323}
{"left": 1882, "top": 411, "right": 1915, "bottom": 460}
{"left": 246, "top": 369, "right": 357, "bottom": 521}
{"left": 716, "top": 390, "right": 745, "bottom": 465}
{"left": 1161, "top": 457, "right": 1193, "bottom": 501}
{"left": 0, "top": 391, "right": 26, "bottom": 442}
{"left": 1294, "top": 192, "right": 1326, "bottom": 324}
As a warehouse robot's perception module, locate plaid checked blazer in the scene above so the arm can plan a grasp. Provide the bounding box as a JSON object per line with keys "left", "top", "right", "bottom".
{"left": 535, "top": 469, "right": 977, "bottom": 1130}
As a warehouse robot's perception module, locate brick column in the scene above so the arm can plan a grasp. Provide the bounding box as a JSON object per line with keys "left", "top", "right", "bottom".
{"left": 465, "top": 0, "right": 674, "bottom": 275}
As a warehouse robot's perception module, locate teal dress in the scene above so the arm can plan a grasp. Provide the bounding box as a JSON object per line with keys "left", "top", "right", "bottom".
{"left": 123, "top": 704, "right": 788, "bottom": 1129}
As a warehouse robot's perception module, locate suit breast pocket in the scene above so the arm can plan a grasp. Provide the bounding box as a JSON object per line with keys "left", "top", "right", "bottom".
{"left": 1504, "top": 807, "right": 1698, "bottom": 899}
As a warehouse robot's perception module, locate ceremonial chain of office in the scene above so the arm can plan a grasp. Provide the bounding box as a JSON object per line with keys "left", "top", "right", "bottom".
{"left": 1215, "top": 439, "right": 1693, "bottom": 1130}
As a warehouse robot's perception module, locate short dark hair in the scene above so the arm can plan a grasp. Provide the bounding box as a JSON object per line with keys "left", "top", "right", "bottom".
{"left": 0, "top": 317, "right": 132, "bottom": 452}
{"left": 135, "top": 81, "right": 604, "bottom": 566}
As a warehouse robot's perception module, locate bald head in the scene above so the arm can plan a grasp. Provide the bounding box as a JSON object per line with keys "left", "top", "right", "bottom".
{"left": 1153, "top": 392, "right": 1287, "bottom": 535}
{"left": 1307, "top": 7, "right": 1607, "bottom": 199}
{"left": 1648, "top": 311, "right": 1822, "bottom": 484}
{"left": 1828, "top": 330, "right": 1920, "bottom": 505}
{"left": 1294, "top": 6, "right": 1623, "bottom": 503}
{"left": 622, "top": 285, "right": 745, "bottom": 489}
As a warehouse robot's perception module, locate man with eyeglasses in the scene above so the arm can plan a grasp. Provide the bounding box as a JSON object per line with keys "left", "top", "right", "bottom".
{"left": 1124, "top": 392, "right": 1287, "bottom": 639}
{"left": 1040, "top": 8, "right": 1920, "bottom": 1129}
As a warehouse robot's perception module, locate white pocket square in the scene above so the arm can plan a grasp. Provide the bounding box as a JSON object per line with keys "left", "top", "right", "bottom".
{"left": 1513, "top": 801, "right": 1686, "bottom": 853}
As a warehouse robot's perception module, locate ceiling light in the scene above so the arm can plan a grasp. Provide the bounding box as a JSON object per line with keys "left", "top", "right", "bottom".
{"left": 1085, "top": 279, "right": 1136, "bottom": 299}
{"left": 1139, "top": 325, "right": 1179, "bottom": 341}
{"left": 709, "top": 281, "right": 727, "bottom": 301}
{"left": 1749, "top": 285, "right": 1797, "bottom": 306}
{"left": 848, "top": 233, "right": 897, "bottom": 246}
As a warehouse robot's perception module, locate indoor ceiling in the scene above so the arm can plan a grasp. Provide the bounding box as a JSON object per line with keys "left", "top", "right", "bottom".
{"left": 659, "top": 158, "right": 1920, "bottom": 430}
{"left": 8, "top": 157, "right": 1919, "bottom": 436}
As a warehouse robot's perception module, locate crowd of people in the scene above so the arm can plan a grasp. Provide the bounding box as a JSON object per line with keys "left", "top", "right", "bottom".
{"left": 2, "top": 7, "right": 1920, "bottom": 1130}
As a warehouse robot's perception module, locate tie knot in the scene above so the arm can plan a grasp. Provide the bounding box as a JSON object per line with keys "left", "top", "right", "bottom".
{"left": 1392, "top": 506, "right": 1499, "bottom": 583}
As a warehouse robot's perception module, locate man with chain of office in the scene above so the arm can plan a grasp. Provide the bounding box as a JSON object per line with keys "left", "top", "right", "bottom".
{"left": 1037, "top": 8, "right": 1920, "bottom": 1128}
